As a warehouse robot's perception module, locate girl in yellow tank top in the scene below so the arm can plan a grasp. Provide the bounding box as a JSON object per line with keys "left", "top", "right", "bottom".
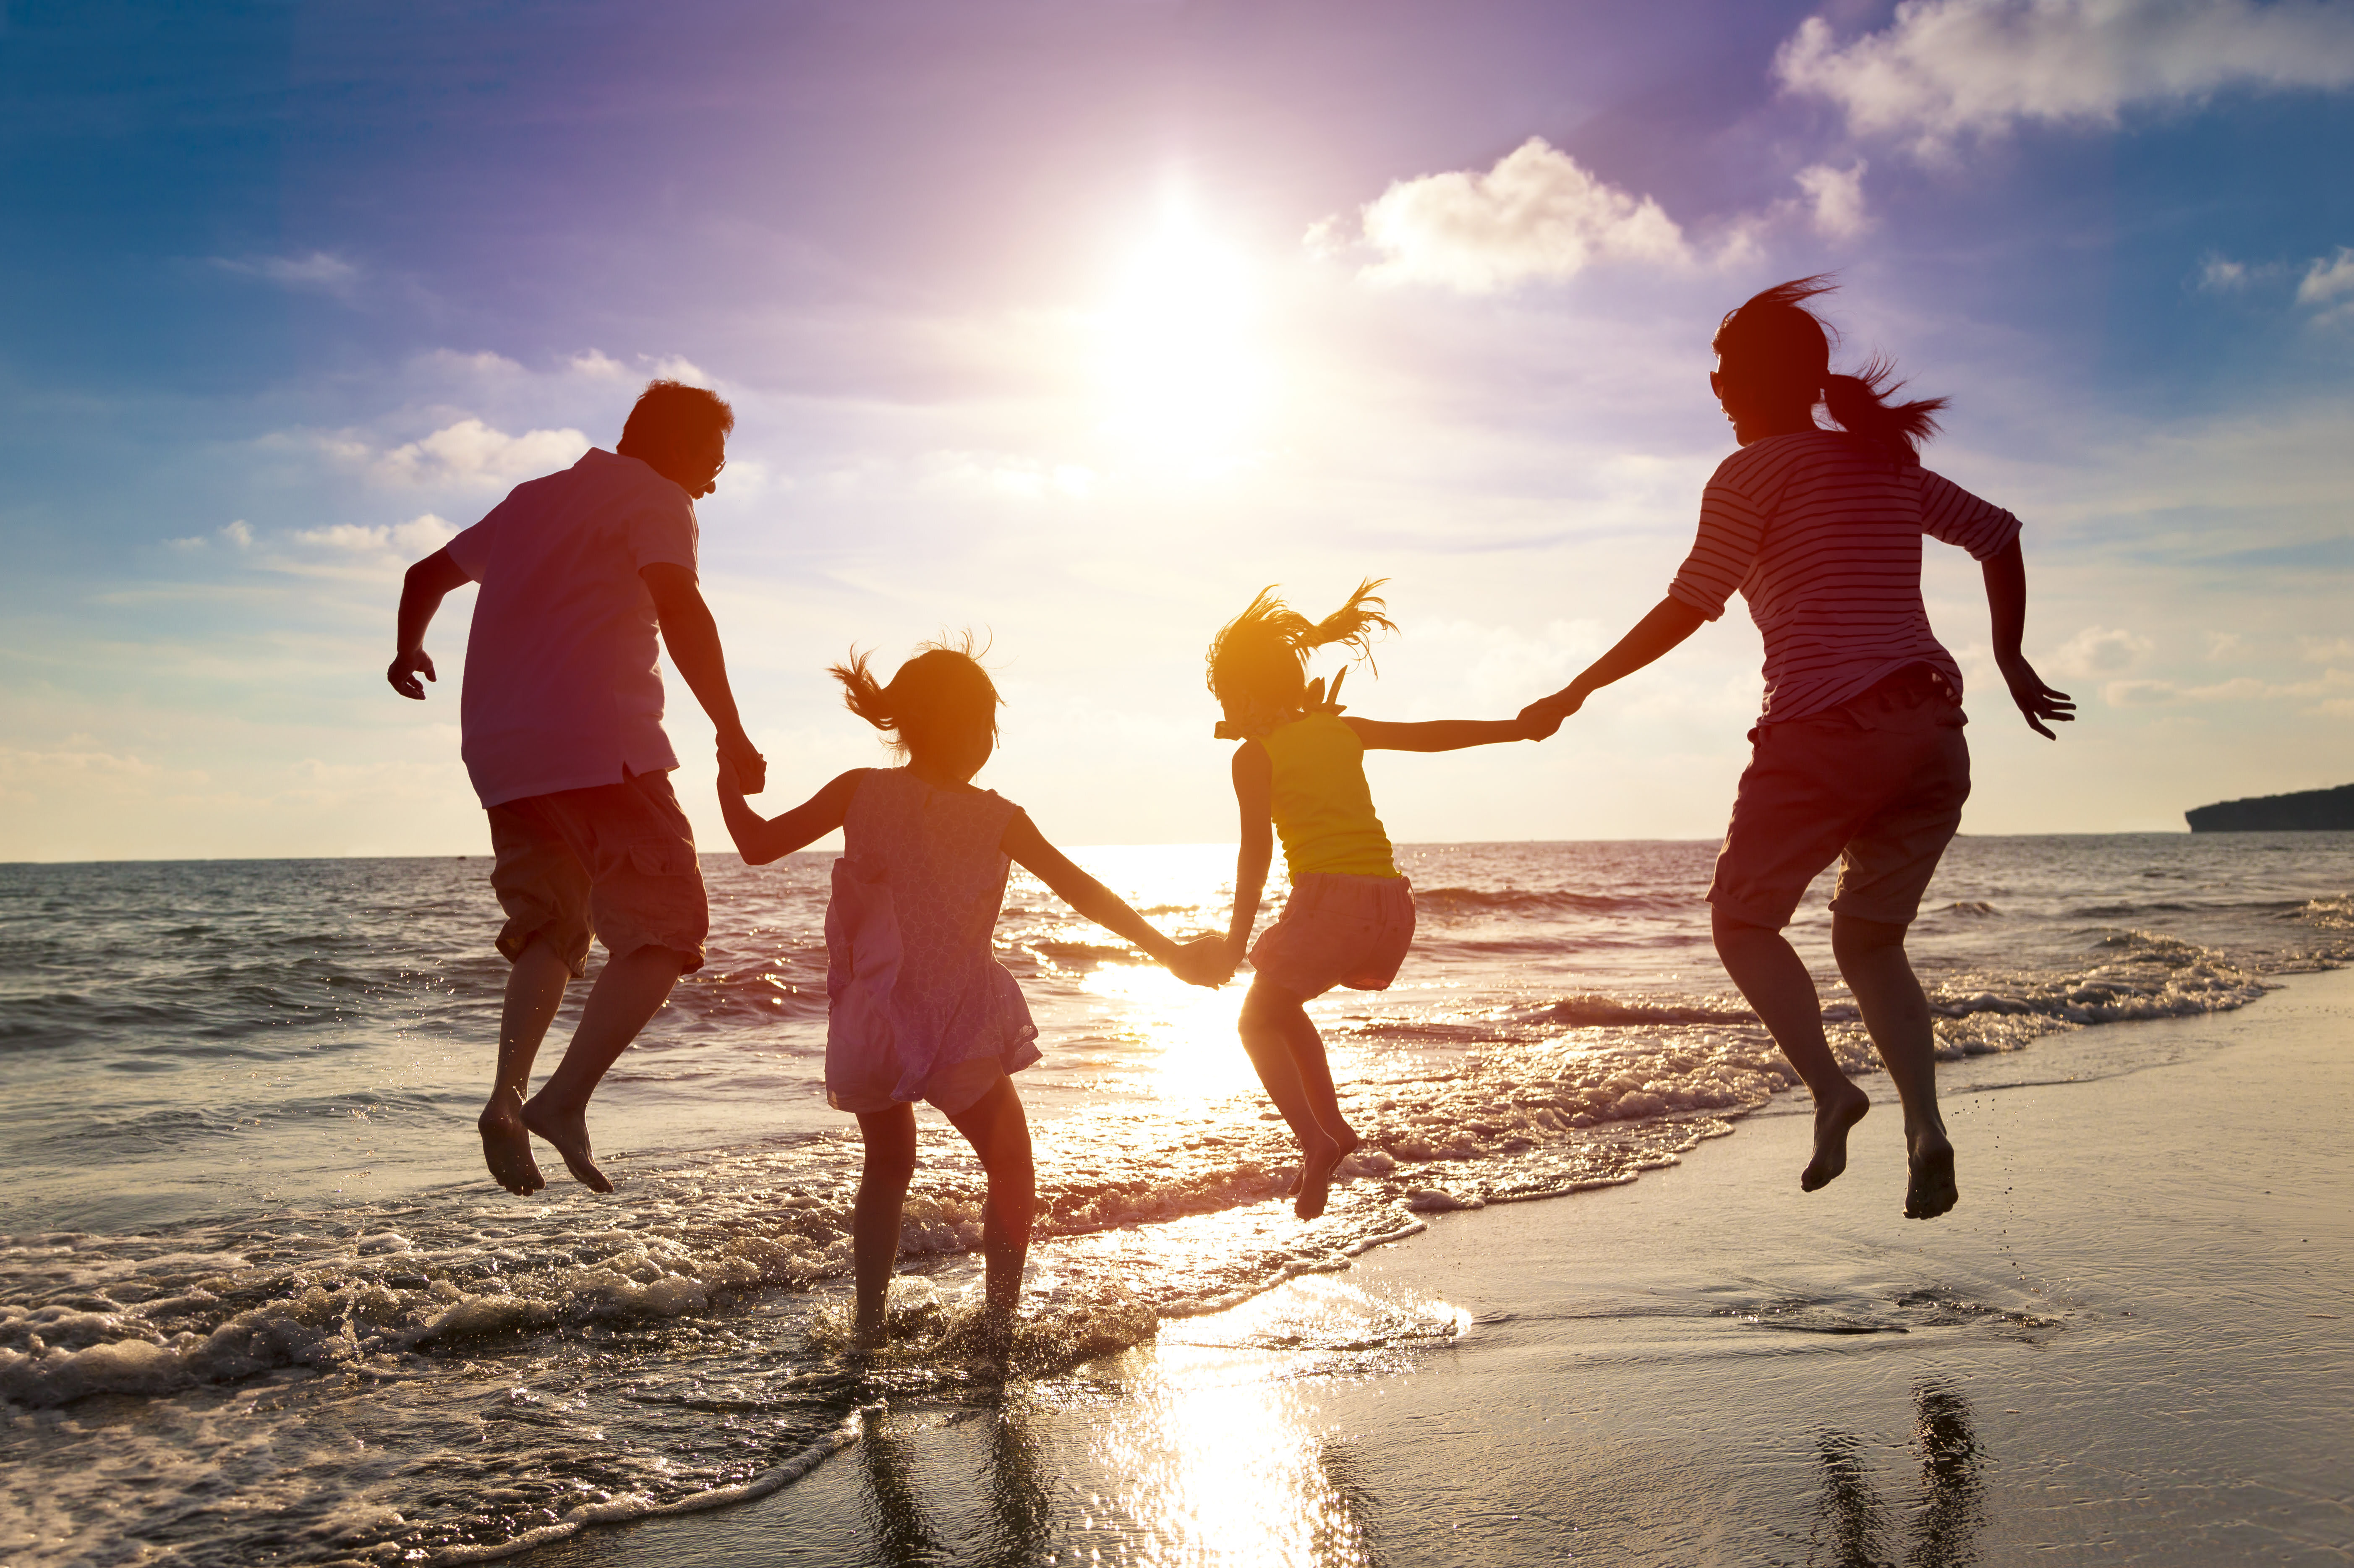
{"left": 1205, "top": 579, "right": 1547, "bottom": 1219}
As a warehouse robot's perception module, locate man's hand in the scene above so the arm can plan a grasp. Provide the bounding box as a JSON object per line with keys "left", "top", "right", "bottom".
{"left": 1996, "top": 654, "right": 2075, "bottom": 740}
{"left": 718, "top": 731, "right": 767, "bottom": 796}
{"left": 387, "top": 649, "right": 437, "bottom": 700}
{"left": 1518, "top": 687, "right": 1582, "bottom": 738}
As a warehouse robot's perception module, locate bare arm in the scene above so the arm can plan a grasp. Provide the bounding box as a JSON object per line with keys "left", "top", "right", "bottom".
{"left": 1343, "top": 715, "right": 1543, "bottom": 752}
{"left": 1522, "top": 595, "right": 1708, "bottom": 732}
{"left": 387, "top": 547, "right": 470, "bottom": 699}
{"left": 1001, "top": 811, "right": 1218, "bottom": 982}
{"left": 1227, "top": 741, "right": 1275, "bottom": 959}
{"left": 641, "top": 562, "right": 766, "bottom": 793}
{"left": 1981, "top": 538, "right": 2075, "bottom": 740}
{"left": 718, "top": 762, "right": 860, "bottom": 864}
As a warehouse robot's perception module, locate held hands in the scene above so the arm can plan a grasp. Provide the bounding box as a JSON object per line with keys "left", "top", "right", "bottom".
{"left": 716, "top": 731, "right": 768, "bottom": 795}
{"left": 1516, "top": 686, "right": 1584, "bottom": 740}
{"left": 386, "top": 649, "right": 436, "bottom": 700}
{"left": 1167, "top": 934, "right": 1237, "bottom": 989}
{"left": 1996, "top": 653, "right": 2075, "bottom": 740}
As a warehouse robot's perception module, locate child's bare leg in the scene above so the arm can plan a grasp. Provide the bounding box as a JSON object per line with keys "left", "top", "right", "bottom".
{"left": 1831, "top": 915, "right": 1955, "bottom": 1219}
{"left": 481, "top": 935, "right": 570, "bottom": 1195}
{"left": 1712, "top": 908, "right": 1872, "bottom": 1194}
{"left": 851, "top": 1106, "right": 918, "bottom": 1351}
{"left": 1238, "top": 979, "right": 1354, "bottom": 1220}
{"left": 945, "top": 1076, "right": 1035, "bottom": 1349}
{"left": 520, "top": 942, "right": 684, "bottom": 1193}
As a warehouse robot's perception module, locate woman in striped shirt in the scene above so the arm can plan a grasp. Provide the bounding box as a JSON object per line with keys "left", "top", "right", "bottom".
{"left": 1522, "top": 277, "right": 2073, "bottom": 1222}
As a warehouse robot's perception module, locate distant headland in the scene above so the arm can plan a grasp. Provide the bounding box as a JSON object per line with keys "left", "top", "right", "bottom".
{"left": 2185, "top": 783, "right": 2354, "bottom": 832}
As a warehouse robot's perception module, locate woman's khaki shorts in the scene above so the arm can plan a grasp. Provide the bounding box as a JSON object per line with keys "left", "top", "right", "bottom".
{"left": 1709, "top": 671, "right": 1971, "bottom": 931}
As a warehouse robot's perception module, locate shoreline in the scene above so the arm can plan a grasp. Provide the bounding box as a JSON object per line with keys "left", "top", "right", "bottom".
{"left": 513, "top": 965, "right": 2354, "bottom": 1567}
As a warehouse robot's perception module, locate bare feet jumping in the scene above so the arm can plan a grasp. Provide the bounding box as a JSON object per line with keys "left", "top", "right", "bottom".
{"left": 1293, "top": 1126, "right": 1359, "bottom": 1220}
{"left": 1905, "top": 1127, "right": 1957, "bottom": 1219}
{"left": 478, "top": 1090, "right": 546, "bottom": 1195}
{"left": 520, "top": 1092, "right": 616, "bottom": 1193}
{"left": 1800, "top": 1086, "right": 1871, "bottom": 1192}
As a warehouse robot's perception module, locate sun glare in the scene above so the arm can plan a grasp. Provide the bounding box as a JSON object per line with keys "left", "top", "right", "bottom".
{"left": 1097, "top": 203, "right": 1270, "bottom": 473}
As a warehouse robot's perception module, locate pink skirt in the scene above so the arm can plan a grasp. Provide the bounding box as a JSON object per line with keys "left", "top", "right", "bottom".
{"left": 1248, "top": 873, "right": 1416, "bottom": 999}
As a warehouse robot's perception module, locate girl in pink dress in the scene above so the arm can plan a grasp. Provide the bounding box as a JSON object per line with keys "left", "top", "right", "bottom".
{"left": 718, "top": 639, "right": 1222, "bottom": 1355}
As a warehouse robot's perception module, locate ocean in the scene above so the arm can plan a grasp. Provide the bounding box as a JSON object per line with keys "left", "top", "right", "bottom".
{"left": 2, "top": 833, "right": 2349, "bottom": 1566}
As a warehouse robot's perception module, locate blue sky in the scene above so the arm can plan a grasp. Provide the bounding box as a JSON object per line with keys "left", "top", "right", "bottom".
{"left": 3, "top": 0, "right": 2351, "bottom": 860}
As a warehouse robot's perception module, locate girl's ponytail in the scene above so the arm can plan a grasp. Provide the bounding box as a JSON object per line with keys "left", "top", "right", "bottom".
{"left": 829, "top": 637, "right": 1000, "bottom": 758}
{"left": 1821, "top": 359, "right": 1949, "bottom": 467}
{"left": 832, "top": 648, "right": 896, "bottom": 733}
{"left": 1301, "top": 577, "right": 1398, "bottom": 670}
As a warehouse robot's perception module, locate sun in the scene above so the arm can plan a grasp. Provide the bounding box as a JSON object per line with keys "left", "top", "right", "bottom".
{"left": 1096, "top": 203, "right": 1270, "bottom": 472}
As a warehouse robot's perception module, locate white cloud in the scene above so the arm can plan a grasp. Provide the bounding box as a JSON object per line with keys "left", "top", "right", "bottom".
{"left": 568, "top": 350, "right": 627, "bottom": 378}
{"left": 288, "top": 514, "right": 457, "bottom": 557}
{"left": 2052, "top": 624, "right": 2154, "bottom": 677}
{"left": 1355, "top": 137, "right": 1690, "bottom": 292}
{"left": 167, "top": 520, "right": 253, "bottom": 550}
{"left": 2198, "top": 255, "right": 2250, "bottom": 291}
{"left": 367, "top": 419, "right": 591, "bottom": 488}
{"left": 1777, "top": 0, "right": 2354, "bottom": 154}
{"left": 644, "top": 355, "right": 712, "bottom": 385}
{"left": 1795, "top": 160, "right": 1872, "bottom": 238}
{"left": 2297, "top": 247, "right": 2354, "bottom": 317}
{"left": 210, "top": 250, "right": 363, "bottom": 297}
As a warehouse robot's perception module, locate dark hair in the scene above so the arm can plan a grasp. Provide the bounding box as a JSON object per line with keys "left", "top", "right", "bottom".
{"left": 829, "top": 634, "right": 1000, "bottom": 760}
{"left": 617, "top": 379, "right": 734, "bottom": 461}
{"left": 1713, "top": 275, "right": 1948, "bottom": 465}
{"left": 1206, "top": 579, "right": 1396, "bottom": 723}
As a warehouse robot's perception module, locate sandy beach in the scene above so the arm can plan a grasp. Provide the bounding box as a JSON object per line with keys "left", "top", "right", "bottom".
{"left": 515, "top": 966, "right": 2353, "bottom": 1567}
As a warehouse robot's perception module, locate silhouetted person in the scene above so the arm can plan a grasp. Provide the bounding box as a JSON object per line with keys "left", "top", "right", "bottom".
{"left": 388, "top": 379, "right": 766, "bottom": 1196}
{"left": 1523, "top": 278, "right": 2072, "bottom": 1220}
{"left": 713, "top": 639, "right": 1225, "bottom": 1361}
{"left": 1206, "top": 581, "right": 1547, "bottom": 1220}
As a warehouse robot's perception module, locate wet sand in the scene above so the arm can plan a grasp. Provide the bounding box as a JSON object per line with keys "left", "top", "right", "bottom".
{"left": 523, "top": 966, "right": 2353, "bottom": 1566}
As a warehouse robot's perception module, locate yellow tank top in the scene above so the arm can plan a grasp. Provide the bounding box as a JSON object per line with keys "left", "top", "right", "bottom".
{"left": 1261, "top": 712, "right": 1399, "bottom": 879}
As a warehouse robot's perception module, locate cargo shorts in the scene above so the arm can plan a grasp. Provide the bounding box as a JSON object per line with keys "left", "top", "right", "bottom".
{"left": 485, "top": 768, "right": 708, "bottom": 976}
{"left": 1708, "top": 665, "right": 1972, "bottom": 931}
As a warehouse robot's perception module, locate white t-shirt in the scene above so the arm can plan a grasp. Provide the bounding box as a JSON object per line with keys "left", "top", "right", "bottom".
{"left": 446, "top": 449, "right": 700, "bottom": 808}
{"left": 1667, "top": 431, "right": 2020, "bottom": 724}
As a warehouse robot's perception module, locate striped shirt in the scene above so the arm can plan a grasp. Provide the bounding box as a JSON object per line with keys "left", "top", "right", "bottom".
{"left": 1667, "top": 431, "right": 2020, "bottom": 724}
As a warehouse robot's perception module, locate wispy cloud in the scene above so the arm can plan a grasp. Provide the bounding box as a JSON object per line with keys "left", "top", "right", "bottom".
{"left": 1778, "top": 0, "right": 2354, "bottom": 155}
{"left": 209, "top": 250, "right": 364, "bottom": 298}
{"left": 2297, "top": 246, "right": 2354, "bottom": 321}
{"left": 314, "top": 419, "right": 592, "bottom": 489}
{"left": 1349, "top": 138, "right": 1690, "bottom": 293}
{"left": 1794, "top": 160, "right": 1871, "bottom": 238}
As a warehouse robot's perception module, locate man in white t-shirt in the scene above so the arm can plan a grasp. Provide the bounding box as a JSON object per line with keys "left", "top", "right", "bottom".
{"left": 387, "top": 379, "right": 767, "bottom": 1196}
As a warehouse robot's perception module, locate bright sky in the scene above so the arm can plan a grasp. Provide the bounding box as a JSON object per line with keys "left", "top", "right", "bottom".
{"left": 4, "top": 0, "right": 2351, "bottom": 861}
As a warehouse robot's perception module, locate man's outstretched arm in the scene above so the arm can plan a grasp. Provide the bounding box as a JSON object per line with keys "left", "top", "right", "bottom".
{"left": 641, "top": 562, "right": 766, "bottom": 793}
{"left": 388, "top": 547, "right": 470, "bottom": 699}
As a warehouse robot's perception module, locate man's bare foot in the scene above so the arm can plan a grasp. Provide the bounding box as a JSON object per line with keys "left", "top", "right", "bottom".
{"left": 1905, "top": 1129, "right": 1957, "bottom": 1220}
{"left": 478, "top": 1093, "right": 545, "bottom": 1195}
{"left": 849, "top": 1319, "right": 888, "bottom": 1356}
{"left": 1801, "top": 1088, "right": 1872, "bottom": 1192}
{"left": 520, "top": 1093, "right": 615, "bottom": 1193}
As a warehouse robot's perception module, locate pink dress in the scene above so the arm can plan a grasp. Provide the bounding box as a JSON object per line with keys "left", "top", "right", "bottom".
{"left": 824, "top": 768, "right": 1040, "bottom": 1112}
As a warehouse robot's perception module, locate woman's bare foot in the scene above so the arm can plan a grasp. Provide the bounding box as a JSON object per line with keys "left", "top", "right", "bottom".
{"left": 1801, "top": 1087, "right": 1872, "bottom": 1192}
{"left": 1905, "top": 1127, "right": 1957, "bottom": 1219}
{"left": 478, "top": 1092, "right": 545, "bottom": 1195}
{"left": 520, "top": 1093, "right": 615, "bottom": 1193}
